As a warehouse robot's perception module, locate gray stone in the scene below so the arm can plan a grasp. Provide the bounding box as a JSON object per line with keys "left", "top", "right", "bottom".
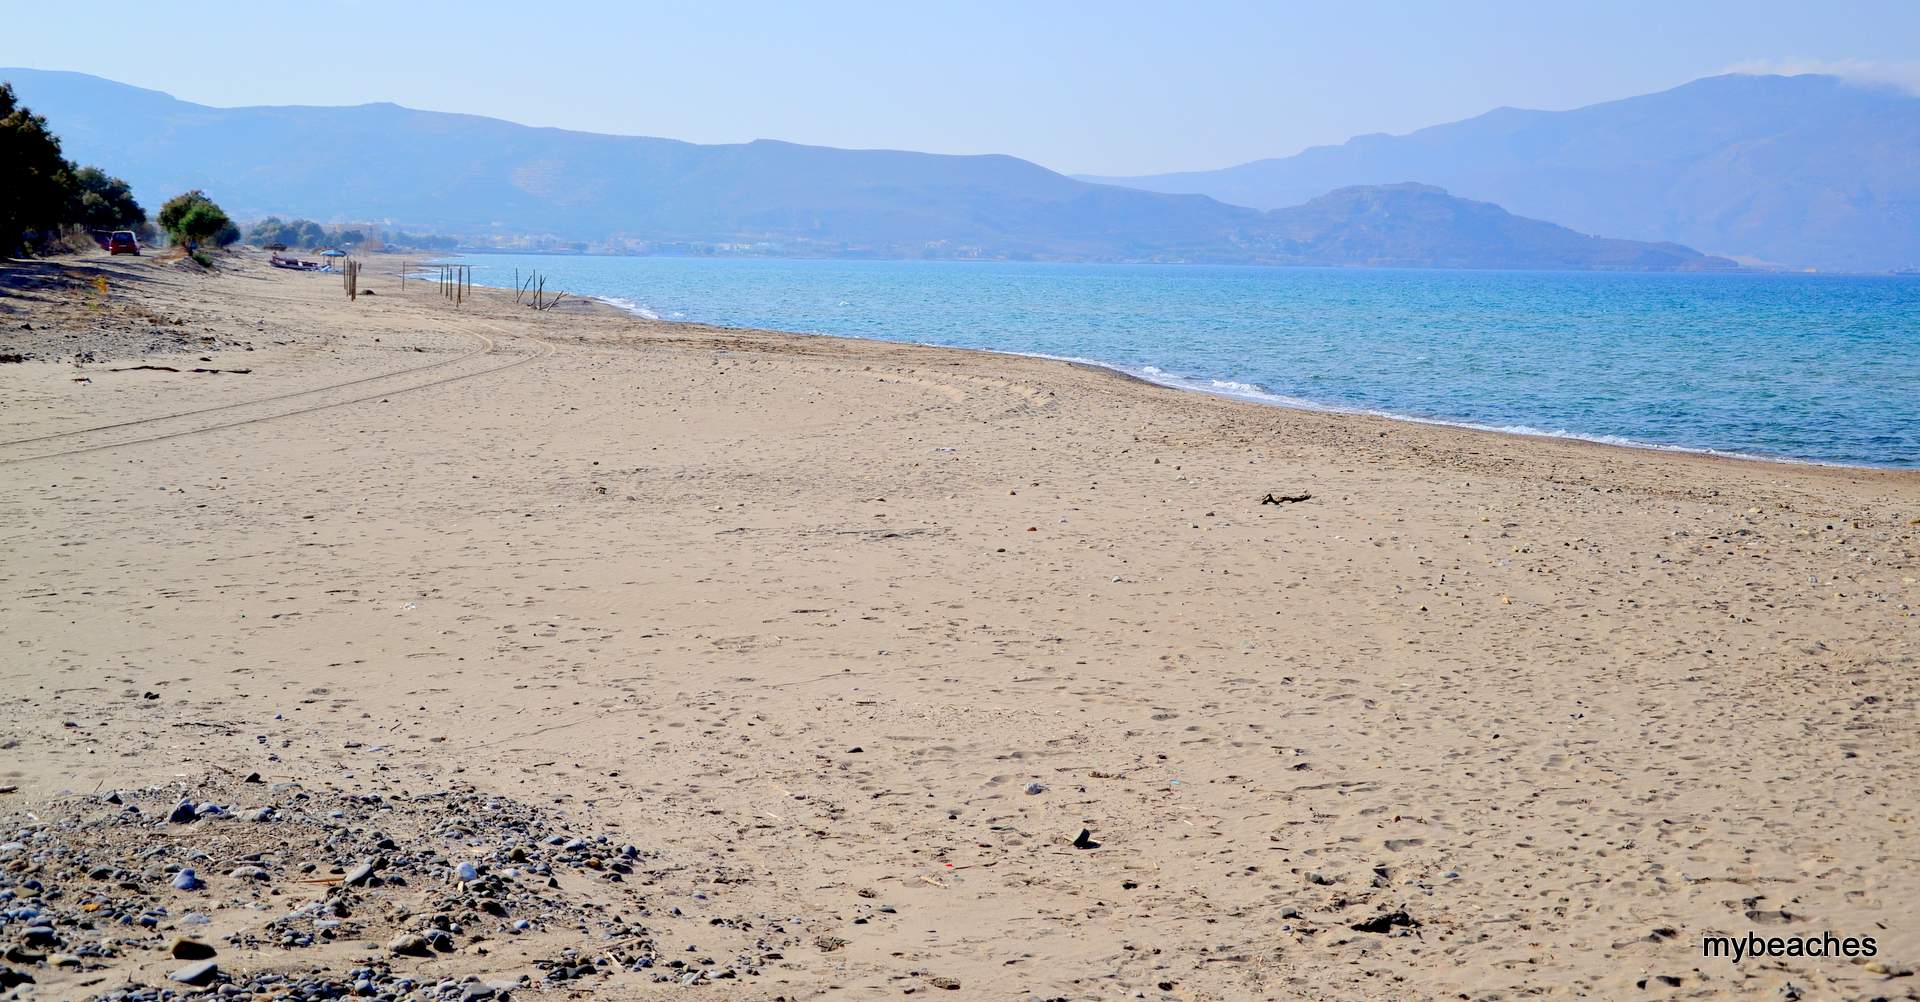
{"left": 170, "top": 960, "right": 219, "bottom": 986}
{"left": 388, "top": 934, "right": 431, "bottom": 957}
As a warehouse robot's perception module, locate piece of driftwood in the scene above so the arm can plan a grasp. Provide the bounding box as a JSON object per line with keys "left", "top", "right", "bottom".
{"left": 107, "top": 365, "right": 253, "bottom": 374}
{"left": 1260, "top": 492, "right": 1311, "bottom": 505}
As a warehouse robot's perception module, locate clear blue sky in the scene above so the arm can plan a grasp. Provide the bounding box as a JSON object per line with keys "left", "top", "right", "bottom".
{"left": 5, "top": 0, "right": 1917, "bottom": 175}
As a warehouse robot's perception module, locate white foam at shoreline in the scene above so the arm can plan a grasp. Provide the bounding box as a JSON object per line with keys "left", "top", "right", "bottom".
{"left": 964, "top": 345, "right": 1848, "bottom": 467}
{"left": 1089, "top": 357, "right": 1834, "bottom": 467}
{"left": 594, "top": 296, "right": 661, "bottom": 321}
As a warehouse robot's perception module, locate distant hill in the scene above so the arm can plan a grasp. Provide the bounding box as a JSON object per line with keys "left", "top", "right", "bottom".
{"left": 1081, "top": 74, "right": 1920, "bottom": 273}
{"left": 1259, "top": 183, "right": 1734, "bottom": 271}
{"left": 2, "top": 68, "right": 1728, "bottom": 271}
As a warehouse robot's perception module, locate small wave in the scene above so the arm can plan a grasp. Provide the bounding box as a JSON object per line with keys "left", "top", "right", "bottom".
{"left": 1056, "top": 357, "right": 1832, "bottom": 467}
{"left": 595, "top": 296, "right": 661, "bottom": 321}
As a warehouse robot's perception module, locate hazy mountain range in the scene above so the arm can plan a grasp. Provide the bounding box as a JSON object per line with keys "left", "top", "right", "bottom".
{"left": 1083, "top": 73, "right": 1920, "bottom": 272}
{"left": 1255, "top": 183, "right": 1728, "bottom": 270}
{"left": 15, "top": 67, "right": 1886, "bottom": 270}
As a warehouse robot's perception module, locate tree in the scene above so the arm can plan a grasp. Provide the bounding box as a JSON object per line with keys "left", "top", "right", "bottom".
{"left": 248, "top": 216, "right": 288, "bottom": 246}
{"left": 159, "top": 190, "right": 234, "bottom": 249}
{"left": 157, "top": 190, "right": 200, "bottom": 239}
{"left": 69, "top": 165, "right": 146, "bottom": 231}
{"left": 176, "top": 203, "right": 230, "bottom": 247}
{"left": 0, "top": 81, "right": 76, "bottom": 255}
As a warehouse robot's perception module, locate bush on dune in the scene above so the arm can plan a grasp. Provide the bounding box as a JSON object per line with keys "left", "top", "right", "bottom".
{"left": 159, "top": 190, "right": 235, "bottom": 252}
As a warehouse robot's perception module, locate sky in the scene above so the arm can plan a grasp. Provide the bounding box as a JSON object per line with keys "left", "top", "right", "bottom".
{"left": 5, "top": 0, "right": 1918, "bottom": 176}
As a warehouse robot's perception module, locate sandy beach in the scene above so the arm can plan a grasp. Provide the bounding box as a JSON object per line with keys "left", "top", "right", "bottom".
{"left": 2, "top": 249, "right": 1917, "bottom": 1001}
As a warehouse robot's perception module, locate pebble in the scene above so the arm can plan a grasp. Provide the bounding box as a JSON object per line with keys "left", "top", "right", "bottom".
{"left": 6, "top": 777, "right": 714, "bottom": 1001}
{"left": 389, "top": 934, "right": 431, "bottom": 957}
{"left": 170, "top": 960, "right": 219, "bottom": 986}
{"left": 170, "top": 938, "right": 217, "bottom": 960}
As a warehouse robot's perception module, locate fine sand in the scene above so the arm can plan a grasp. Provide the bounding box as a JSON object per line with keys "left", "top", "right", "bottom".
{"left": 2, "top": 249, "right": 1917, "bottom": 1001}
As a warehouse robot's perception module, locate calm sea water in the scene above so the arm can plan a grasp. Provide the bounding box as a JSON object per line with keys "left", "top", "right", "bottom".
{"left": 452, "top": 255, "right": 1920, "bottom": 468}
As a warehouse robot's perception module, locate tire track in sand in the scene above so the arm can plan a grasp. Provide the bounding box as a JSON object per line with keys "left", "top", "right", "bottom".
{"left": 0, "top": 329, "right": 554, "bottom": 466}
{"left": 0, "top": 328, "right": 497, "bottom": 449}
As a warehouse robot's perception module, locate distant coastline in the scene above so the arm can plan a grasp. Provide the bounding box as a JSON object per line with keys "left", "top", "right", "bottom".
{"left": 426, "top": 245, "right": 1920, "bottom": 277}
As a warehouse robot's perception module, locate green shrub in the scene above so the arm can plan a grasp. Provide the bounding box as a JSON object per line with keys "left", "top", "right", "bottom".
{"left": 159, "top": 190, "right": 234, "bottom": 250}
{"left": 69, "top": 166, "right": 146, "bottom": 231}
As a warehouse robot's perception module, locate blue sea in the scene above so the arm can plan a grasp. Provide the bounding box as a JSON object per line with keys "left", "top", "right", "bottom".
{"left": 451, "top": 255, "right": 1920, "bottom": 468}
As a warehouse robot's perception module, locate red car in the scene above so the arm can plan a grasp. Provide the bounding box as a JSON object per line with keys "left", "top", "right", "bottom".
{"left": 108, "top": 230, "right": 140, "bottom": 255}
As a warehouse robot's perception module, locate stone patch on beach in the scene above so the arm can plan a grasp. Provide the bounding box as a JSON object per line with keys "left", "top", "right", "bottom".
{"left": 0, "top": 776, "right": 793, "bottom": 998}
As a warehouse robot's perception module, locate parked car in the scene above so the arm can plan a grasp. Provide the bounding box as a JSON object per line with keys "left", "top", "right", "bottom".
{"left": 107, "top": 230, "right": 140, "bottom": 255}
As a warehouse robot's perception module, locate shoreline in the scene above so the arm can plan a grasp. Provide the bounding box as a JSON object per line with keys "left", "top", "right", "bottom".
{"left": 571, "top": 293, "right": 1919, "bottom": 482}
{"left": 512, "top": 279, "right": 1920, "bottom": 498}
{"left": 518, "top": 274, "right": 1916, "bottom": 475}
